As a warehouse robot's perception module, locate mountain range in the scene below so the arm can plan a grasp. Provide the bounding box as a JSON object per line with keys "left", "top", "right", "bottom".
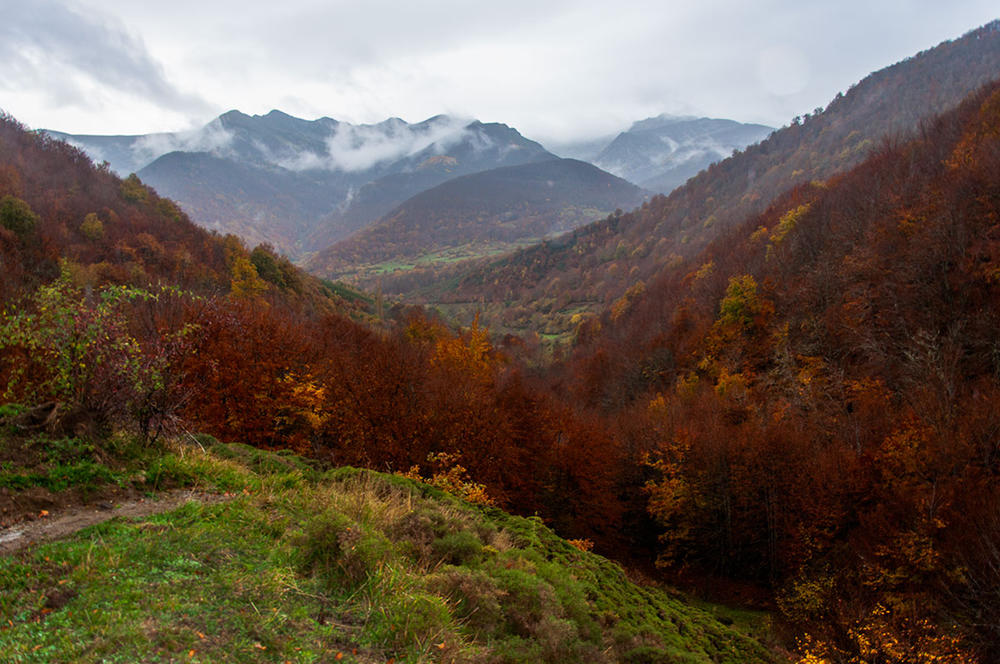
{"left": 48, "top": 110, "right": 771, "bottom": 265}
{"left": 593, "top": 115, "right": 773, "bottom": 192}
{"left": 48, "top": 112, "right": 560, "bottom": 258}
{"left": 552, "top": 114, "right": 773, "bottom": 193}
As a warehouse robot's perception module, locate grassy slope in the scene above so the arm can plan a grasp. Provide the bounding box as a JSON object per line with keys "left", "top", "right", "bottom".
{"left": 0, "top": 436, "right": 784, "bottom": 664}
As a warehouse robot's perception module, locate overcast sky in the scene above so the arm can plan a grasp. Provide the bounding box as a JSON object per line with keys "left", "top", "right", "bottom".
{"left": 2, "top": 0, "right": 997, "bottom": 144}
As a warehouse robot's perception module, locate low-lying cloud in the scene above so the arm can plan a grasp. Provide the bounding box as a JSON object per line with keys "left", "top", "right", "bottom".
{"left": 58, "top": 112, "right": 487, "bottom": 176}
{"left": 275, "top": 115, "right": 473, "bottom": 172}
{"left": 131, "top": 119, "right": 235, "bottom": 165}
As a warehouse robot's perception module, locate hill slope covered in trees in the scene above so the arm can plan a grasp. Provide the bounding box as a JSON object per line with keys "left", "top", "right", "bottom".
{"left": 0, "top": 112, "right": 359, "bottom": 316}
{"left": 556, "top": 74, "right": 1000, "bottom": 662}
{"left": 0, "top": 112, "right": 621, "bottom": 545}
{"left": 306, "top": 158, "right": 646, "bottom": 289}
{"left": 0, "top": 110, "right": 778, "bottom": 661}
{"left": 411, "top": 20, "right": 1000, "bottom": 342}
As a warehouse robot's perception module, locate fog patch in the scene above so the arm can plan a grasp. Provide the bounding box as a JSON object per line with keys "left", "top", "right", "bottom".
{"left": 62, "top": 138, "right": 108, "bottom": 165}
{"left": 131, "top": 118, "right": 235, "bottom": 164}
{"left": 275, "top": 115, "right": 473, "bottom": 172}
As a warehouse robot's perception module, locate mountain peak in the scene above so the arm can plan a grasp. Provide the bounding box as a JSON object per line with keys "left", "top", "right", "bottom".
{"left": 595, "top": 115, "right": 773, "bottom": 191}
{"left": 218, "top": 109, "right": 251, "bottom": 124}
{"left": 419, "top": 113, "right": 455, "bottom": 124}
{"left": 376, "top": 117, "right": 409, "bottom": 130}
{"left": 472, "top": 120, "right": 512, "bottom": 130}
{"left": 627, "top": 113, "right": 699, "bottom": 132}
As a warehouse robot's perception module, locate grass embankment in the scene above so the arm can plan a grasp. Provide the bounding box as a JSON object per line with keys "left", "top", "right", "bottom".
{"left": 0, "top": 434, "right": 783, "bottom": 663}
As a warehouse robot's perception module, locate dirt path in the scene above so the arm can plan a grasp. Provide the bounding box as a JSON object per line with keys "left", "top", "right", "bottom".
{"left": 0, "top": 490, "right": 229, "bottom": 554}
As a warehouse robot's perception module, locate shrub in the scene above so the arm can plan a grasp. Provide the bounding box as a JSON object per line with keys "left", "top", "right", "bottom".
{"left": 426, "top": 567, "right": 505, "bottom": 636}
{"left": 299, "top": 512, "right": 394, "bottom": 589}
{"left": 0, "top": 195, "right": 37, "bottom": 238}
{"left": 622, "top": 645, "right": 683, "bottom": 664}
{"left": 0, "top": 266, "right": 197, "bottom": 441}
{"left": 43, "top": 436, "right": 95, "bottom": 463}
{"left": 494, "top": 564, "right": 560, "bottom": 638}
{"left": 0, "top": 403, "right": 25, "bottom": 419}
{"left": 376, "top": 593, "right": 453, "bottom": 652}
{"left": 431, "top": 530, "right": 483, "bottom": 565}
{"left": 298, "top": 511, "right": 356, "bottom": 585}
{"left": 79, "top": 213, "right": 104, "bottom": 240}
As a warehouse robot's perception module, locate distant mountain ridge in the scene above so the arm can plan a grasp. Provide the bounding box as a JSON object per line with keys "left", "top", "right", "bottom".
{"left": 593, "top": 115, "right": 773, "bottom": 192}
{"left": 46, "top": 111, "right": 557, "bottom": 258}
{"left": 550, "top": 114, "right": 773, "bottom": 193}
{"left": 47, "top": 107, "right": 772, "bottom": 267}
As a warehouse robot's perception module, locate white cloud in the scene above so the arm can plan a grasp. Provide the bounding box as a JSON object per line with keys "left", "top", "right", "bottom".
{"left": 130, "top": 118, "right": 235, "bottom": 164}
{"left": 5, "top": 0, "right": 1000, "bottom": 144}
{"left": 0, "top": 0, "right": 211, "bottom": 132}
{"left": 273, "top": 115, "right": 473, "bottom": 172}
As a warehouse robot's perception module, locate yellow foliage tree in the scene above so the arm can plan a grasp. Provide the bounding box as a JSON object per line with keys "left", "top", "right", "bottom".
{"left": 229, "top": 256, "right": 268, "bottom": 299}
{"left": 430, "top": 315, "right": 498, "bottom": 385}
{"left": 80, "top": 212, "right": 104, "bottom": 240}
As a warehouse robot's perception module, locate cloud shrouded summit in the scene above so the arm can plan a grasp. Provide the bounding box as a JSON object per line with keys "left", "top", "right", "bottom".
{"left": 49, "top": 109, "right": 557, "bottom": 258}
{"left": 271, "top": 116, "right": 476, "bottom": 173}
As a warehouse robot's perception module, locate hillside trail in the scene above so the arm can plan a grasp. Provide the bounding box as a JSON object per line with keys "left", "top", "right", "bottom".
{"left": 0, "top": 489, "right": 229, "bottom": 554}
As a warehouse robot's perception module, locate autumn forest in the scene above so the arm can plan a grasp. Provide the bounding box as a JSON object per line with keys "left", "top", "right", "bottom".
{"left": 3, "top": 19, "right": 1000, "bottom": 664}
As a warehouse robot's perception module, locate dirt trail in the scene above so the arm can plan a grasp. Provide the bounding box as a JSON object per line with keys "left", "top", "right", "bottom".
{"left": 0, "top": 490, "right": 229, "bottom": 554}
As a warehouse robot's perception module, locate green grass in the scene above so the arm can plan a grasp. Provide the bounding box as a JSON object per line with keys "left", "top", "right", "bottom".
{"left": 372, "top": 259, "right": 418, "bottom": 275}
{"left": 410, "top": 240, "right": 542, "bottom": 266}
{"left": 0, "top": 436, "right": 785, "bottom": 663}
{"left": 0, "top": 432, "right": 162, "bottom": 496}
{"left": 0, "top": 499, "right": 357, "bottom": 663}
{"left": 337, "top": 239, "right": 544, "bottom": 282}
{"left": 0, "top": 460, "right": 122, "bottom": 492}
{"left": 319, "top": 279, "right": 375, "bottom": 305}
{"left": 0, "top": 403, "right": 27, "bottom": 419}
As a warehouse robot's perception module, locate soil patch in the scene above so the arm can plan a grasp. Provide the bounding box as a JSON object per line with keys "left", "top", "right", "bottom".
{"left": 0, "top": 483, "right": 147, "bottom": 530}
{"left": 0, "top": 489, "right": 229, "bottom": 554}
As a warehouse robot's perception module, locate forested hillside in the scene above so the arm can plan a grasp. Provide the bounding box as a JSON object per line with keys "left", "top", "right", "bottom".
{"left": 307, "top": 158, "right": 645, "bottom": 290}
{"left": 0, "top": 112, "right": 624, "bottom": 546}
{"left": 422, "top": 20, "right": 1000, "bottom": 342}
{"left": 5, "top": 17, "right": 1000, "bottom": 664}
{"left": 556, "top": 78, "right": 1000, "bottom": 661}
{"left": 0, "top": 113, "right": 355, "bottom": 315}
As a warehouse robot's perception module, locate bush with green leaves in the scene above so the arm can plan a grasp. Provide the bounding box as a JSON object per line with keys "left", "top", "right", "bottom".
{"left": 0, "top": 195, "right": 38, "bottom": 239}
{"left": 0, "top": 265, "right": 198, "bottom": 440}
